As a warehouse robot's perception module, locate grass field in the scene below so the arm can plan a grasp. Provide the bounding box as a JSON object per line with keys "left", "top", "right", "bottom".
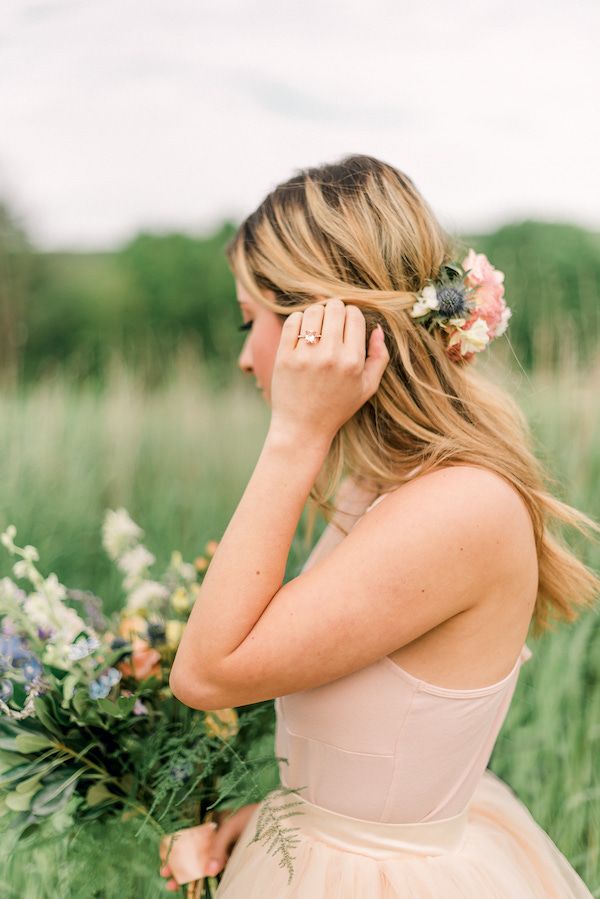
{"left": 1, "top": 347, "right": 599, "bottom": 896}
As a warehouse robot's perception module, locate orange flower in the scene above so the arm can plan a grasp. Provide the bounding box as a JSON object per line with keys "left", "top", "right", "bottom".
{"left": 118, "top": 645, "right": 162, "bottom": 681}
{"left": 118, "top": 614, "right": 161, "bottom": 680}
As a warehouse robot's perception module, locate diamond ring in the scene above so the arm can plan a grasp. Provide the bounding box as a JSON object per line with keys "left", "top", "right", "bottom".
{"left": 298, "top": 330, "right": 322, "bottom": 344}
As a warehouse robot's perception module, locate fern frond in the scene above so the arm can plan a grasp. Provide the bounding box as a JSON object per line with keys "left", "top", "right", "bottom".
{"left": 245, "top": 786, "right": 307, "bottom": 885}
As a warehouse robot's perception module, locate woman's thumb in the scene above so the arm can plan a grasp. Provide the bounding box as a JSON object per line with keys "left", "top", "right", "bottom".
{"left": 365, "top": 323, "right": 389, "bottom": 384}
{"left": 205, "top": 821, "right": 237, "bottom": 875}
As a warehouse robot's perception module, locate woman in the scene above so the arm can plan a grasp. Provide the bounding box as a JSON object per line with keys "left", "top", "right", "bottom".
{"left": 160, "top": 155, "right": 599, "bottom": 895}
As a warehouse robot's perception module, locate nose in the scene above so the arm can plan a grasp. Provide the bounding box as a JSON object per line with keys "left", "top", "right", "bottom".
{"left": 238, "top": 339, "right": 253, "bottom": 376}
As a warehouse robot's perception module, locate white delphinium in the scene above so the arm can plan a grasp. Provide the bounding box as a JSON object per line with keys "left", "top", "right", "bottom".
{"left": 1, "top": 526, "right": 17, "bottom": 553}
{"left": 102, "top": 509, "right": 143, "bottom": 561}
{"left": 118, "top": 544, "right": 156, "bottom": 590}
{"left": 125, "top": 579, "right": 169, "bottom": 614}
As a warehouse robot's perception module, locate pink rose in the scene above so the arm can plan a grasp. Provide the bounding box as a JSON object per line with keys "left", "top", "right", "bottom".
{"left": 462, "top": 249, "right": 507, "bottom": 338}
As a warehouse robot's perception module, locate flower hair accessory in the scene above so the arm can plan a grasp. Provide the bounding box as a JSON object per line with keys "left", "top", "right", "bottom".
{"left": 409, "top": 249, "right": 512, "bottom": 362}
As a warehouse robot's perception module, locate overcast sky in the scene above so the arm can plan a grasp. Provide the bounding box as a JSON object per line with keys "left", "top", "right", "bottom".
{"left": 0, "top": 0, "right": 598, "bottom": 250}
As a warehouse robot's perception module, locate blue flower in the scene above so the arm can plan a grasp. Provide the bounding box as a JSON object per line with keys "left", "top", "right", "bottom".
{"left": 105, "top": 667, "right": 122, "bottom": 687}
{"left": 89, "top": 678, "right": 111, "bottom": 700}
{"left": 436, "top": 285, "right": 469, "bottom": 319}
{"left": 23, "top": 657, "right": 43, "bottom": 682}
{"left": 0, "top": 635, "right": 29, "bottom": 668}
{"left": 89, "top": 667, "right": 121, "bottom": 700}
{"left": 68, "top": 635, "right": 101, "bottom": 661}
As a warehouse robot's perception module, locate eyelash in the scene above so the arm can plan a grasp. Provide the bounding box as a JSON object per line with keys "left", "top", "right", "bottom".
{"left": 238, "top": 321, "right": 253, "bottom": 332}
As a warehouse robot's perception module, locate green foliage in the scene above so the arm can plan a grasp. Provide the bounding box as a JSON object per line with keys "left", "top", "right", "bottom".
{"left": 461, "top": 220, "right": 600, "bottom": 366}
{"left": 1, "top": 200, "right": 599, "bottom": 383}
{"left": 0, "top": 352, "right": 598, "bottom": 892}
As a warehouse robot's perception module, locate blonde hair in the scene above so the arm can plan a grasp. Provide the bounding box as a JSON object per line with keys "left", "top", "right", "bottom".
{"left": 225, "top": 154, "right": 600, "bottom": 637}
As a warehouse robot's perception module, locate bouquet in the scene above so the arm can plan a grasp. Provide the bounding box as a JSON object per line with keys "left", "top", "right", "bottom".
{"left": 0, "top": 512, "right": 305, "bottom": 896}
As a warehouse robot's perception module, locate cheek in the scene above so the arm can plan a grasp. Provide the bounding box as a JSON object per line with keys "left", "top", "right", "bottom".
{"left": 255, "top": 320, "right": 284, "bottom": 378}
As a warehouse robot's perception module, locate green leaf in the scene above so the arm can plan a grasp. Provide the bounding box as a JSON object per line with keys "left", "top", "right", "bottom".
{"left": 72, "top": 688, "right": 89, "bottom": 717}
{"left": 0, "top": 749, "right": 26, "bottom": 773}
{"left": 97, "top": 695, "right": 136, "bottom": 718}
{"left": 61, "top": 673, "right": 79, "bottom": 709}
{"left": 0, "top": 762, "right": 38, "bottom": 788}
{"left": 14, "top": 733, "right": 55, "bottom": 754}
{"left": 97, "top": 698, "right": 122, "bottom": 717}
{"left": 31, "top": 772, "right": 80, "bottom": 816}
{"left": 15, "top": 773, "right": 44, "bottom": 794}
{"left": 5, "top": 786, "right": 39, "bottom": 812}
{"left": 85, "top": 782, "right": 118, "bottom": 807}
{"left": 32, "top": 696, "right": 63, "bottom": 737}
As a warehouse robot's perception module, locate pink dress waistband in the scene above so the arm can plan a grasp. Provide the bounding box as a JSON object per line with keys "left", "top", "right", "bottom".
{"left": 262, "top": 788, "right": 470, "bottom": 861}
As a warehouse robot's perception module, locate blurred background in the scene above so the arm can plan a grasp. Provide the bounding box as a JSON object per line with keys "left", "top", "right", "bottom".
{"left": 1, "top": 0, "right": 599, "bottom": 894}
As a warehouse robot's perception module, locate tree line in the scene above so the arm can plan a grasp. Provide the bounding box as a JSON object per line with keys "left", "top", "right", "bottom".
{"left": 1, "top": 201, "right": 598, "bottom": 385}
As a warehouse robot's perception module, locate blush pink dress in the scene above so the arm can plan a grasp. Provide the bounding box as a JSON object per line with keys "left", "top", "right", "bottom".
{"left": 215, "top": 494, "right": 593, "bottom": 897}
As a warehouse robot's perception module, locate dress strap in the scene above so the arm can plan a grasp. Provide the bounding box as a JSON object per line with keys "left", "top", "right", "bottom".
{"left": 520, "top": 643, "right": 533, "bottom": 663}
{"left": 364, "top": 494, "right": 388, "bottom": 514}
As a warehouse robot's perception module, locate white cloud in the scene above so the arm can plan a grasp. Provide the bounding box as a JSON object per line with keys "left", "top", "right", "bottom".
{"left": 0, "top": 0, "right": 598, "bottom": 248}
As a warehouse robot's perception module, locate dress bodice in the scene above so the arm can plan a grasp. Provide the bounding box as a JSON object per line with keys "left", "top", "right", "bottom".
{"left": 274, "top": 489, "right": 533, "bottom": 823}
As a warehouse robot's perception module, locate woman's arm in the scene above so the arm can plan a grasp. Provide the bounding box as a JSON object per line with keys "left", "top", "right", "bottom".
{"left": 301, "top": 475, "right": 380, "bottom": 573}
{"left": 169, "top": 428, "right": 331, "bottom": 706}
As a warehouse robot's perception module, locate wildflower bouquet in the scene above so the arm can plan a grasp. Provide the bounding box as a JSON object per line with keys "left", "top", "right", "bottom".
{"left": 0, "top": 512, "right": 302, "bottom": 896}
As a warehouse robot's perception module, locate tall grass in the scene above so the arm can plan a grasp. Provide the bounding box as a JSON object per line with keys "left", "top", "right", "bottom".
{"left": 1, "top": 344, "right": 599, "bottom": 895}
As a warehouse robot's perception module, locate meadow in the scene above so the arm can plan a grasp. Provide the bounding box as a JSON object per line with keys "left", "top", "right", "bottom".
{"left": 0, "top": 343, "right": 599, "bottom": 896}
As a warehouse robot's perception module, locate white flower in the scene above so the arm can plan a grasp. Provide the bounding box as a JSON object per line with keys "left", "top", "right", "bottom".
{"left": 118, "top": 545, "right": 156, "bottom": 587}
{"left": 410, "top": 285, "right": 440, "bottom": 318}
{"left": 43, "top": 573, "right": 68, "bottom": 605}
{"left": 447, "top": 317, "right": 490, "bottom": 355}
{"left": 24, "top": 591, "right": 87, "bottom": 645}
{"left": 102, "top": 509, "right": 143, "bottom": 560}
{"left": 493, "top": 305, "right": 512, "bottom": 338}
{"left": 125, "top": 579, "right": 169, "bottom": 613}
{"left": 1, "top": 525, "right": 17, "bottom": 553}
{"left": 22, "top": 545, "right": 40, "bottom": 563}
{"left": 13, "top": 559, "right": 36, "bottom": 581}
{"left": 0, "top": 577, "right": 26, "bottom": 605}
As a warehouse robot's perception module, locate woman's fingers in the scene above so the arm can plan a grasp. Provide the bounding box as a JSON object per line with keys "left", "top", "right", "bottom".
{"left": 321, "top": 298, "right": 346, "bottom": 345}
{"left": 296, "top": 303, "right": 326, "bottom": 352}
{"left": 343, "top": 303, "right": 366, "bottom": 354}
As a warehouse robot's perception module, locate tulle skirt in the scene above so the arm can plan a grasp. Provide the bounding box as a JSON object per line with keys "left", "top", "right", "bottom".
{"left": 215, "top": 768, "right": 593, "bottom": 897}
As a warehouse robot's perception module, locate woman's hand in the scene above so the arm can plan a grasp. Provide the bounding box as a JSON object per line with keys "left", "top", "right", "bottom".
{"left": 159, "top": 803, "right": 260, "bottom": 890}
{"left": 268, "top": 299, "right": 389, "bottom": 448}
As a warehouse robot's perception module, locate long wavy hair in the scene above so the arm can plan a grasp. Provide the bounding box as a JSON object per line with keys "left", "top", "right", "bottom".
{"left": 224, "top": 154, "right": 600, "bottom": 637}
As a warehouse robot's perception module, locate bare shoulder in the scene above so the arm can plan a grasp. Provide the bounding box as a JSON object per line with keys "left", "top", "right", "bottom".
{"left": 373, "top": 463, "right": 536, "bottom": 578}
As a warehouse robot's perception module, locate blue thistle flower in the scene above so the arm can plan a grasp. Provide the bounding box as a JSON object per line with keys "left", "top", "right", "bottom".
{"left": 436, "top": 285, "right": 469, "bottom": 319}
